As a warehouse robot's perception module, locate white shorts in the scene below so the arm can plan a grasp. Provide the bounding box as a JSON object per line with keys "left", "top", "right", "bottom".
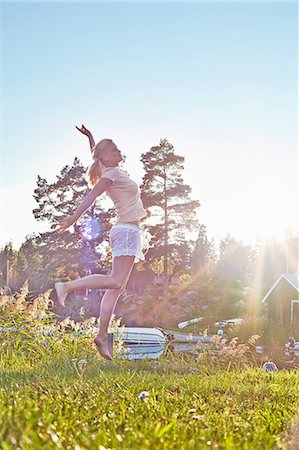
{"left": 110, "top": 223, "right": 145, "bottom": 263}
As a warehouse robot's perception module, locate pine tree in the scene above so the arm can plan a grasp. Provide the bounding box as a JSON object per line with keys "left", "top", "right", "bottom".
{"left": 0, "top": 242, "right": 15, "bottom": 287}
{"left": 28, "top": 158, "right": 113, "bottom": 291}
{"left": 140, "top": 139, "right": 200, "bottom": 299}
{"left": 192, "top": 224, "right": 216, "bottom": 275}
{"left": 215, "top": 234, "right": 253, "bottom": 285}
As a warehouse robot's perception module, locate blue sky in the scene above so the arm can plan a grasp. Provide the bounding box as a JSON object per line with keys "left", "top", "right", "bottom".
{"left": 1, "top": 2, "right": 298, "bottom": 248}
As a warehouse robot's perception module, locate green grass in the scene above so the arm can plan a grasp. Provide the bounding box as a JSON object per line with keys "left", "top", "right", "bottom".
{"left": 0, "top": 288, "right": 299, "bottom": 450}
{"left": 0, "top": 352, "right": 299, "bottom": 450}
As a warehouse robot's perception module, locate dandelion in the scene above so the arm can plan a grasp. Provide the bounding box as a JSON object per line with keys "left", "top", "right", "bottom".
{"left": 138, "top": 391, "right": 150, "bottom": 399}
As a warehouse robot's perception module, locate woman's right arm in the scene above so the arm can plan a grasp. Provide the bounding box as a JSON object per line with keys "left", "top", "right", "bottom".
{"left": 76, "top": 124, "right": 95, "bottom": 151}
{"left": 57, "top": 177, "right": 113, "bottom": 233}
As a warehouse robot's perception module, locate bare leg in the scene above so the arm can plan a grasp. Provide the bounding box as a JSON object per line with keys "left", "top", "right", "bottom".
{"left": 94, "top": 256, "right": 135, "bottom": 359}
{"left": 94, "top": 288, "right": 122, "bottom": 360}
{"left": 55, "top": 256, "right": 135, "bottom": 307}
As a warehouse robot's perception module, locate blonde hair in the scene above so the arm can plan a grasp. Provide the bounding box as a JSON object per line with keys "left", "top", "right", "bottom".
{"left": 85, "top": 139, "right": 113, "bottom": 188}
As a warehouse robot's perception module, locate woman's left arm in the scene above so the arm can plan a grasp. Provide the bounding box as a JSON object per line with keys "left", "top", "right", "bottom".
{"left": 56, "top": 177, "right": 112, "bottom": 233}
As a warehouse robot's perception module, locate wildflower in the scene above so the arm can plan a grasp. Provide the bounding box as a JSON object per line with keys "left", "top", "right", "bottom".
{"left": 78, "top": 359, "right": 87, "bottom": 365}
{"left": 255, "top": 346, "right": 264, "bottom": 354}
{"left": 262, "top": 361, "right": 278, "bottom": 372}
{"left": 138, "top": 391, "right": 150, "bottom": 400}
{"left": 50, "top": 433, "right": 59, "bottom": 443}
{"left": 188, "top": 409, "right": 196, "bottom": 413}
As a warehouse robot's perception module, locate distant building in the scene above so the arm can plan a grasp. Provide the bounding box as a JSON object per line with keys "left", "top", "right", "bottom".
{"left": 261, "top": 273, "right": 299, "bottom": 327}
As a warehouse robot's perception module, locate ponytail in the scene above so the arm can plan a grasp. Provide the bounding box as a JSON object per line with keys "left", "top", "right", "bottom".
{"left": 85, "top": 159, "right": 104, "bottom": 188}
{"left": 85, "top": 138, "right": 112, "bottom": 188}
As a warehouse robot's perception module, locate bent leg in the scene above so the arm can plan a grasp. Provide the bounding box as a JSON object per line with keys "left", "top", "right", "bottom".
{"left": 55, "top": 255, "right": 135, "bottom": 307}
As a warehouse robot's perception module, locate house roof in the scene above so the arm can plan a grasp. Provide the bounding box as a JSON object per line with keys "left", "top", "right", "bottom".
{"left": 261, "top": 273, "right": 299, "bottom": 304}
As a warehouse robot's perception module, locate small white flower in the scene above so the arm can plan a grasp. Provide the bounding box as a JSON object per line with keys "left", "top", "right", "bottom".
{"left": 50, "top": 433, "right": 59, "bottom": 443}
{"left": 189, "top": 409, "right": 196, "bottom": 413}
{"left": 138, "top": 391, "right": 150, "bottom": 399}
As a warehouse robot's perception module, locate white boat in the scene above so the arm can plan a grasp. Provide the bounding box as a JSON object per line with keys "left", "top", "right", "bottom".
{"left": 112, "top": 327, "right": 168, "bottom": 360}
{"left": 112, "top": 327, "right": 214, "bottom": 360}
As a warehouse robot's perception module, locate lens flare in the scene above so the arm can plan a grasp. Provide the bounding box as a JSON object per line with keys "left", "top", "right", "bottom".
{"left": 80, "top": 218, "right": 103, "bottom": 242}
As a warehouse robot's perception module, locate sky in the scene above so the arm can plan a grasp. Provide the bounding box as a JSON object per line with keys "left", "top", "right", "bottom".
{"left": 1, "top": 1, "right": 298, "bottom": 249}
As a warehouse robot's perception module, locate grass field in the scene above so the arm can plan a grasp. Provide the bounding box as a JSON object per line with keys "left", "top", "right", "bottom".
{"left": 1, "top": 348, "right": 299, "bottom": 450}
{"left": 0, "top": 290, "right": 299, "bottom": 449}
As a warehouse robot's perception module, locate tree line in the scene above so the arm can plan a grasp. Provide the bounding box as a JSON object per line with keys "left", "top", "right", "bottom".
{"left": 1, "top": 139, "right": 298, "bottom": 302}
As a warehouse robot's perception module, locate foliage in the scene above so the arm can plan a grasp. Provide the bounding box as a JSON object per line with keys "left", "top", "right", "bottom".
{"left": 141, "top": 139, "right": 200, "bottom": 253}
{"left": 33, "top": 158, "right": 88, "bottom": 226}
{"left": 251, "top": 237, "right": 294, "bottom": 296}
{"left": 166, "top": 272, "right": 245, "bottom": 330}
{"left": 204, "top": 334, "right": 261, "bottom": 369}
{"left": 215, "top": 234, "right": 254, "bottom": 285}
{"left": 191, "top": 224, "right": 216, "bottom": 275}
{"left": 0, "top": 242, "right": 16, "bottom": 287}
{"left": 0, "top": 281, "right": 56, "bottom": 363}
{"left": 140, "top": 139, "right": 200, "bottom": 297}
{"left": 9, "top": 232, "right": 84, "bottom": 292}
{"left": 4, "top": 159, "right": 114, "bottom": 292}
{"left": 0, "top": 283, "right": 99, "bottom": 367}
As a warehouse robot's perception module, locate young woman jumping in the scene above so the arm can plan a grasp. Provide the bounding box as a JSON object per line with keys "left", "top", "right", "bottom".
{"left": 55, "top": 125, "right": 147, "bottom": 360}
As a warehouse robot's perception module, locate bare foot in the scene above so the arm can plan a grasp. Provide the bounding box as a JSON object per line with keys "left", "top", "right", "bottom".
{"left": 55, "top": 282, "right": 68, "bottom": 307}
{"left": 94, "top": 336, "right": 112, "bottom": 360}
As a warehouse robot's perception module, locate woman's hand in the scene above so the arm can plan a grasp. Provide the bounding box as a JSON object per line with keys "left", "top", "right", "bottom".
{"left": 76, "top": 124, "right": 95, "bottom": 150}
{"left": 75, "top": 124, "right": 92, "bottom": 137}
{"left": 56, "top": 215, "right": 76, "bottom": 234}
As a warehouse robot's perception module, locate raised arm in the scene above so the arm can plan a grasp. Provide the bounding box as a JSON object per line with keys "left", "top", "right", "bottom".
{"left": 57, "top": 177, "right": 112, "bottom": 233}
{"left": 75, "top": 124, "right": 95, "bottom": 151}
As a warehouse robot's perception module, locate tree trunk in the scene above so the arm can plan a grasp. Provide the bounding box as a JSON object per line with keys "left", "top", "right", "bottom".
{"left": 163, "top": 172, "right": 168, "bottom": 300}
